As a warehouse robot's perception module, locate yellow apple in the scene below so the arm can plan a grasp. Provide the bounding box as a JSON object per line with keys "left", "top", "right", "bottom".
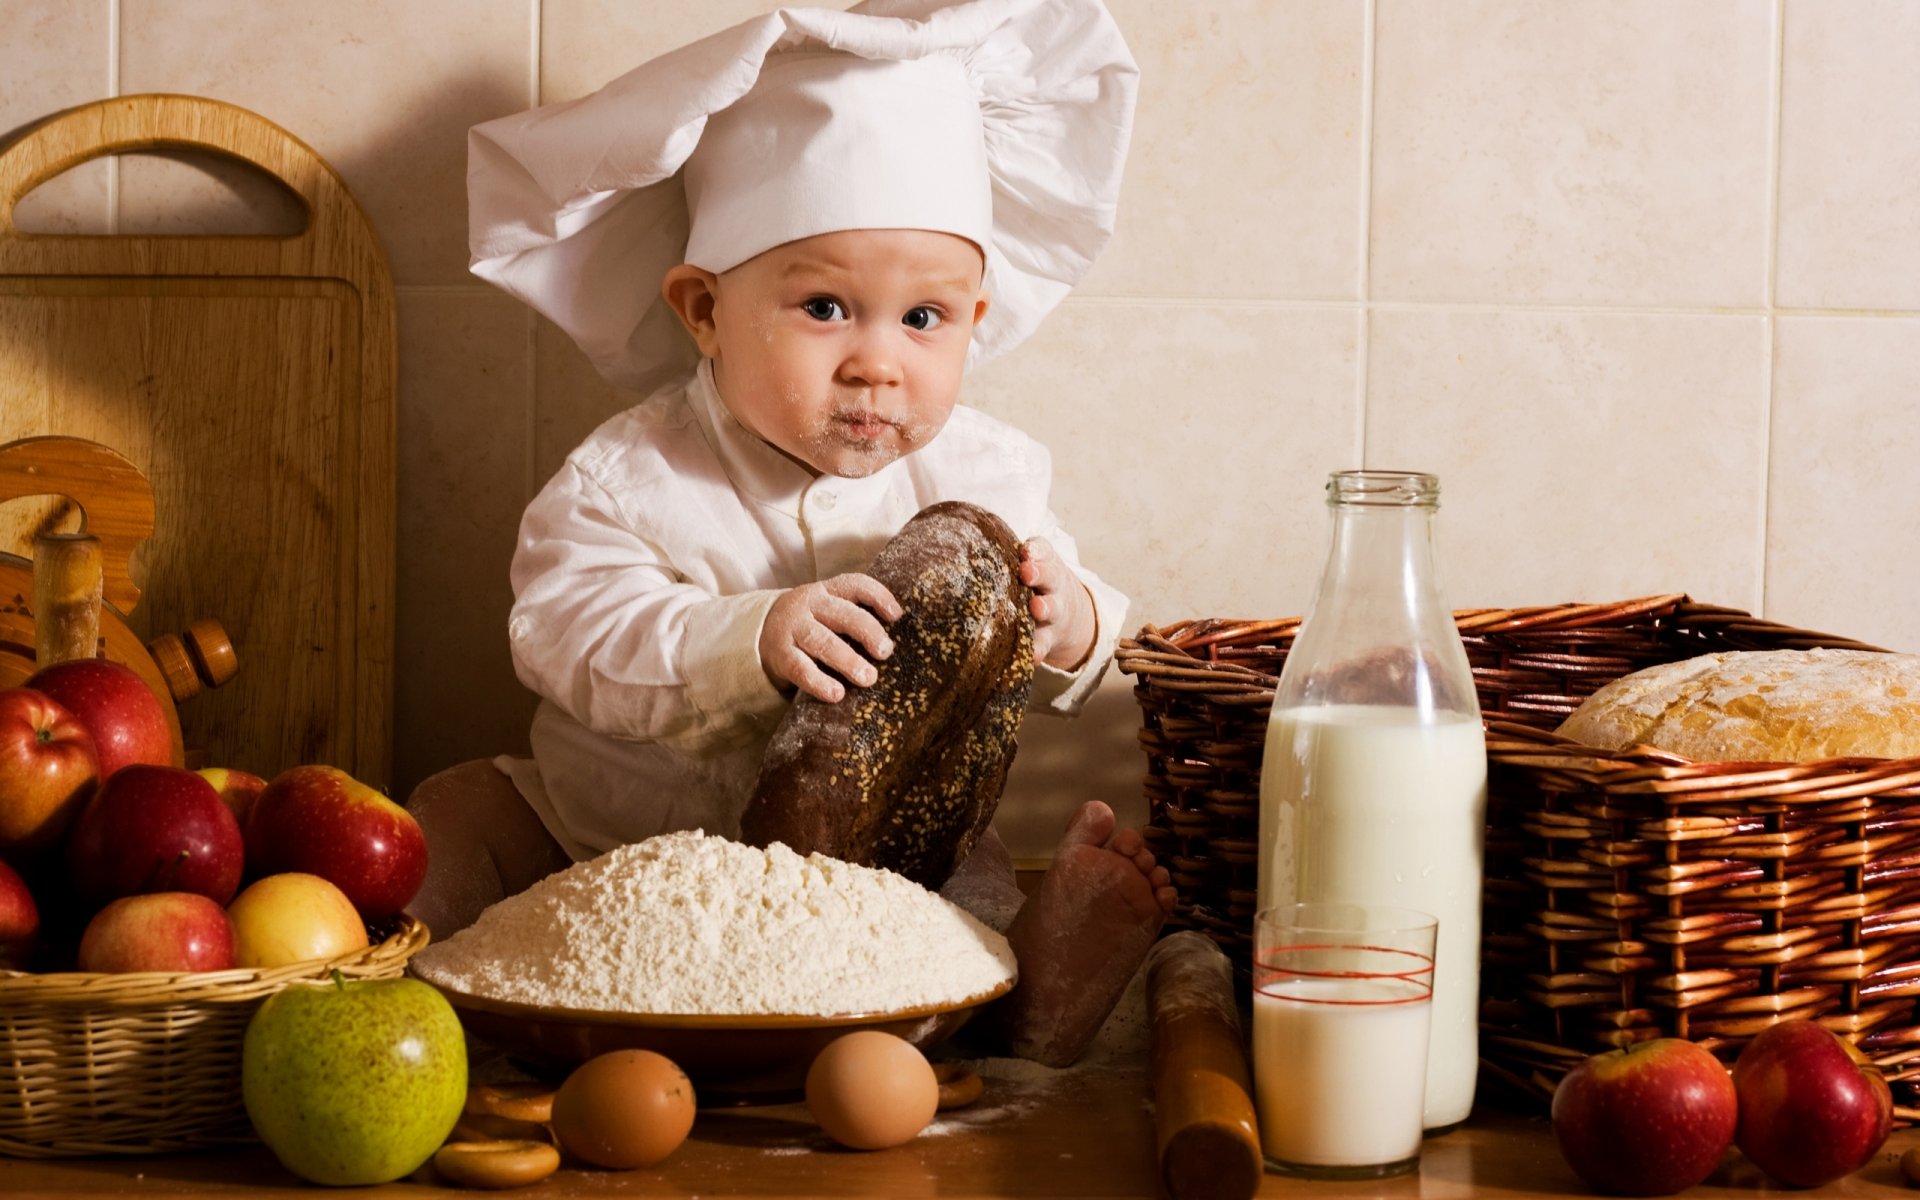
{"left": 228, "top": 872, "right": 369, "bottom": 969}
{"left": 196, "top": 766, "right": 268, "bottom": 831}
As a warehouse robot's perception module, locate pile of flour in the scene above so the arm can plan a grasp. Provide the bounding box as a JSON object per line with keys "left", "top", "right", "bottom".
{"left": 411, "top": 830, "right": 1017, "bottom": 1015}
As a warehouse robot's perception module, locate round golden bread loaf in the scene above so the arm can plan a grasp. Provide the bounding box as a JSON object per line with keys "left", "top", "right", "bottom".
{"left": 1556, "top": 648, "right": 1920, "bottom": 762}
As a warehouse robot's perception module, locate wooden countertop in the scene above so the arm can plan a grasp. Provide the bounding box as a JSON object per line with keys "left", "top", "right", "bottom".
{"left": 4, "top": 1063, "right": 1916, "bottom": 1198}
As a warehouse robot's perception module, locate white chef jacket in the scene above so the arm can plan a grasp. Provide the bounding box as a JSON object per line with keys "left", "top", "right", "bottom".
{"left": 497, "top": 360, "right": 1128, "bottom": 861}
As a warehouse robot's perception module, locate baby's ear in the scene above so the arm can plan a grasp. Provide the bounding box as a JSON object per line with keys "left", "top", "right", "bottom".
{"left": 661, "top": 264, "right": 723, "bottom": 357}
{"left": 972, "top": 292, "right": 991, "bottom": 331}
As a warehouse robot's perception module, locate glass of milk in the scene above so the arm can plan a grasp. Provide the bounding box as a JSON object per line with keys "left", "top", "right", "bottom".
{"left": 1253, "top": 902, "right": 1437, "bottom": 1179}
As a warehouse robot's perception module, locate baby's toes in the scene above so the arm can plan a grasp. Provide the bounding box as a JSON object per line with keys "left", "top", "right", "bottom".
{"left": 1111, "top": 827, "right": 1145, "bottom": 857}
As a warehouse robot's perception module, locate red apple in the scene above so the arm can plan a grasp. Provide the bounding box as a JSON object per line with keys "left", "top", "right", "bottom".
{"left": 247, "top": 765, "right": 428, "bottom": 920}
{"left": 0, "top": 686, "right": 100, "bottom": 853}
{"left": 66, "top": 764, "right": 245, "bottom": 905}
{"left": 77, "top": 891, "right": 234, "bottom": 973}
{"left": 1731, "top": 1020, "right": 1892, "bottom": 1188}
{"left": 227, "top": 872, "right": 369, "bottom": 968}
{"left": 197, "top": 766, "right": 268, "bottom": 831}
{"left": 0, "top": 857, "right": 39, "bottom": 968}
{"left": 24, "top": 658, "right": 176, "bottom": 779}
{"left": 1551, "top": 1038, "right": 1737, "bottom": 1196}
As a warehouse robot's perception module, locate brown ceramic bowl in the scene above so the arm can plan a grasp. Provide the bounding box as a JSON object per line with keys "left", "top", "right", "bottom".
{"left": 424, "top": 977, "right": 1015, "bottom": 1105}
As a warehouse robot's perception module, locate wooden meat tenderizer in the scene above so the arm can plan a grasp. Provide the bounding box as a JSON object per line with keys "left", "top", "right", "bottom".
{"left": 1, "top": 438, "right": 239, "bottom": 759}
{"left": 1146, "top": 931, "right": 1263, "bottom": 1200}
{"left": 32, "top": 531, "right": 102, "bottom": 666}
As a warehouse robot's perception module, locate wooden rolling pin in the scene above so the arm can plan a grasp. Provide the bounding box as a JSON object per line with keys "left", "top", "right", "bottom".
{"left": 1146, "top": 931, "right": 1263, "bottom": 1200}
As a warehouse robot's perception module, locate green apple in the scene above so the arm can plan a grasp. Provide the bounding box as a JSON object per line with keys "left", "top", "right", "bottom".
{"left": 242, "top": 971, "right": 467, "bottom": 1185}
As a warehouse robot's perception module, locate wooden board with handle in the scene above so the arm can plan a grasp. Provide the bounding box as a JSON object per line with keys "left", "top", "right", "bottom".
{"left": 0, "top": 94, "right": 395, "bottom": 788}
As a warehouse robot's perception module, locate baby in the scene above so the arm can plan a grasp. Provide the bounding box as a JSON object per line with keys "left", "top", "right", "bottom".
{"left": 408, "top": 0, "right": 1172, "bottom": 1066}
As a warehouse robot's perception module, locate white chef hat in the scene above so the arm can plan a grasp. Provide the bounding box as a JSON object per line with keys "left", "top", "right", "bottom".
{"left": 467, "top": 0, "right": 1137, "bottom": 393}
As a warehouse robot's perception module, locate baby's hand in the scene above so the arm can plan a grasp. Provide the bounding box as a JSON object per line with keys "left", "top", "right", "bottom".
{"left": 760, "top": 574, "right": 903, "bottom": 703}
{"left": 1020, "top": 538, "right": 1095, "bottom": 671}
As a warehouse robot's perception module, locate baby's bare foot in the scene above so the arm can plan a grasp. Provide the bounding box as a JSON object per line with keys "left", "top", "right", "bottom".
{"left": 993, "top": 800, "right": 1175, "bottom": 1067}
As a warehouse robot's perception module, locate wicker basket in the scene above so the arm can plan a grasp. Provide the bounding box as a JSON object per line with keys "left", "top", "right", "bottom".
{"left": 1116, "top": 595, "right": 1920, "bottom": 1115}
{"left": 0, "top": 915, "right": 429, "bottom": 1157}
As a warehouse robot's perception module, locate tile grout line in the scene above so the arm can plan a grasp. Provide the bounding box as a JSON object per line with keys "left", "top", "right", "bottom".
{"left": 106, "top": 0, "right": 120, "bottom": 234}
{"left": 1758, "top": 0, "right": 1787, "bottom": 620}
{"left": 1055, "top": 293, "right": 1920, "bottom": 320}
{"left": 528, "top": 0, "right": 542, "bottom": 110}
{"left": 524, "top": 0, "right": 542, "bottom": 506}
{"left": 1356, "top": 0, "right": 1377, "bottom": 470}
{"left": 374, "top": 281, "right": 1920, "bottom": 322}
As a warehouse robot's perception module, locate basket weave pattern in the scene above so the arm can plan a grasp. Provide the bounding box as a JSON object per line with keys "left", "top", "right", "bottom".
{"left": 1116, "top": 595, "right": 1920, "bottom": 1113}
{"left": 0, "top": 916, "right": 428, "bottom": 1157}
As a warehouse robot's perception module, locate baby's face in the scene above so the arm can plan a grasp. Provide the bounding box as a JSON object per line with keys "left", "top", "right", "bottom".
{"left": 707, "top": 229, "right": 986, "bottom": 479}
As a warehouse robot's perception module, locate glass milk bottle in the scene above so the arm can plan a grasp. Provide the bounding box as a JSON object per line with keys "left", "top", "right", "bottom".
{"left": 1256, "top": 470, "right": 1487, "bottom": 1132}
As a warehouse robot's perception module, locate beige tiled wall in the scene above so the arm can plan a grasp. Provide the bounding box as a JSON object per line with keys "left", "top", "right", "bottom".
{"left": 5, "top": 1, "right": 1917, "bottom": 858}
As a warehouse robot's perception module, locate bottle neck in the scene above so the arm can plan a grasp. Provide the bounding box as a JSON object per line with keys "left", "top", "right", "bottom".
{"left": 1313, "top": 503, "right": 1445, "bottom": 620}
{"left": 1275, "top": 471, "right": 1475, "bottom": 717}
{"left": 1314, "top": 470, "right": 1445, "bottom": 617}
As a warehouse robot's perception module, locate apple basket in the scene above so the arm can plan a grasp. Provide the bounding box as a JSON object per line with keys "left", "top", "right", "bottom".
{"left": 0, "top": 915, "right": 427, "bottom": 1157}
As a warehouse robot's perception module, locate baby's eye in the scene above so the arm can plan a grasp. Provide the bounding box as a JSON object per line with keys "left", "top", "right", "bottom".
{"left": 902, "top": 306, "right": 945, "bottom": 332}
{"left": 802, "top": 297, "right": 846, "bottom": 322}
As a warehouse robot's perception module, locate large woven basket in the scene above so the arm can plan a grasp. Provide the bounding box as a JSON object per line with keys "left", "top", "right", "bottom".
{"left": 1116, "top": 595, "right": 1920, "bottom": 1116}
{"left": 0, "top": 916, "right": 428, "bottom": 1157}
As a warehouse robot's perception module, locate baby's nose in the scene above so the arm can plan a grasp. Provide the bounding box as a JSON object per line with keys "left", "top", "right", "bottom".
{"left": 838, "top": 327, "right": 904, "bottom": 386}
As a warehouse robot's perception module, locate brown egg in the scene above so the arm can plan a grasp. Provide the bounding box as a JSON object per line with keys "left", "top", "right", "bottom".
{"left": 805, "top": 1031, "right": 939, "bottom": 1150}
{"left": 550, "top": 1049, "right": 697, "bottom": 1169}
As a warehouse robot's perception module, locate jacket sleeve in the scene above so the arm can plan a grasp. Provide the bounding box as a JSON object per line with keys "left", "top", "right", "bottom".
{"left": 506, "top": 464, "right": 787, "bottom": 754}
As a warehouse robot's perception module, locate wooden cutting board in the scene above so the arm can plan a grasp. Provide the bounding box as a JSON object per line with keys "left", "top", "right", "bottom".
{"left": 0, "top": 94, "right": 395, "bottom": 789}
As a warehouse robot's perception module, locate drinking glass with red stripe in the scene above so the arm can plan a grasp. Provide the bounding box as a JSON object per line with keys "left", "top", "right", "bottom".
{"left": 1252, "top": 902, "right": 1438, "bottom": 1179}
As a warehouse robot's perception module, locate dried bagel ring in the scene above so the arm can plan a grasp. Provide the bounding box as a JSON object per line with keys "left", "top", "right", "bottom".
{"left": 465, "top": 1082, "right": 557, "bottom": 1124}
{"left": 932, "top": 1061, "right": 984, "bottom": 1110}
{"left": 433, "top": 1139, "right": 561, "bottom": 1190}
{"left": 452, "top": 1112, "right": 551, "bottom": 1145}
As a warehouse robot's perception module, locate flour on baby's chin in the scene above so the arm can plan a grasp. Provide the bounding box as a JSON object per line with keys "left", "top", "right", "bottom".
{"left": 410, "top": 830, "right": 1017, "bottom": 1016}
{"left": 807, "top": 436, "right": 897, "bottom": 478}
{"left": 895, "top": 414, "right": 942, "bottom": 447}
{"left": 801, "top": 416, "right": 941, "bottom": 478}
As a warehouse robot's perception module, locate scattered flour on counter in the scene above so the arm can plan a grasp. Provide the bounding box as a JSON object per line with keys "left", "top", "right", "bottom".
{"left": 940, "top": 964, "right": 1153, "bottom": 1099}
{"left": 411, "top": 830, "right": 1017, "bottom": 1015}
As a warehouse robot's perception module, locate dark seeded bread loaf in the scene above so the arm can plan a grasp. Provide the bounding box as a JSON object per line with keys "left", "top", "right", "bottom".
{"left": 739, "top": 500, "right": 1035, "bottom": 889}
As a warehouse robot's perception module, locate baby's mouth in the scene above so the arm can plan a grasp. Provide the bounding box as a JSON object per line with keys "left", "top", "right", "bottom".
{"left": 832, "top": 411, "right": 896, "bottom": 441}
